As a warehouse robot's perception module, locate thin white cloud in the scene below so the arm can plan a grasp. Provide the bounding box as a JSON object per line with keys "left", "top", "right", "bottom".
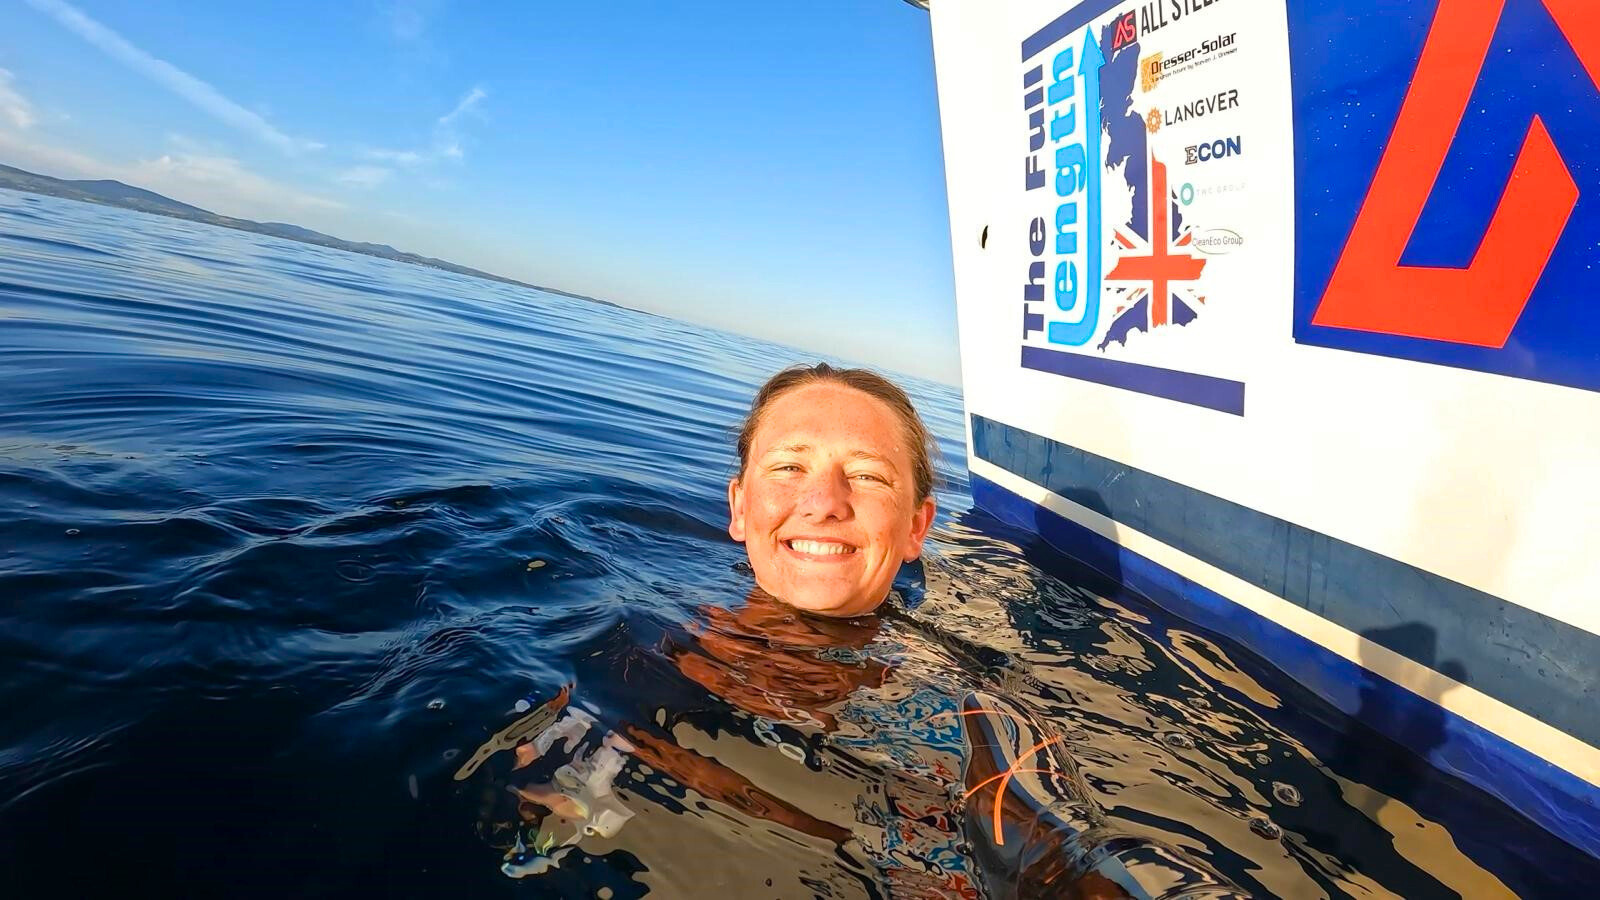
{"left": 162, "top": 132, "right": 212, "bottom": 154}
{"left": 438, "top": 86, "right": 486, "bottom": 127}
{"left": 376, "top": 0, "right": 447, "bottom": 66}
{"left": 350, "top": 85, "right": 484, "bottom": 179}
{"left": 390, "top": 8, "right": 425, "bottom": 42}
{"left": 0, "top": 69, "right": 36, "bottom": 130}
{"left": 432, "top": 86, "right": 485, "bottom": 161}
{"left": 129, "top": 152, "right": 345, "bottom": 212}
{"left": 383, "top": 0, "right": 433, "bottom": 43}
{"left": 0, "top": 127, "right": 343, "bottom": 219}
{"left": 0, "top": 127, "right": 108, "bottom": 178}
{"left": 21, "top": 0, "right": 317, "bottom": 155}
{"left": 336, "top": 165, "right": 393, "bottom": 188}
{"left": 364, "top": 148, "right": 424, "bottom": 166}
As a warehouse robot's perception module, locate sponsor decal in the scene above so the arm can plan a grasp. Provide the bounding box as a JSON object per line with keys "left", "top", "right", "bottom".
{"left": 1191, "top": 228, "right": 1243, "bottom": 255}
{"left": 1161, "top": 89, "right": 1240, "bottom": 127}
{"left": 1179, "top": 180, "right": 1247, "bottom": 205}
{"left": 1184, "top": 135, "right": 1242, "bottom": 164}
{"left": 1016, "top": 4, "right": 1249, "bottom": 414}
{"left": 1112, "top": 0, "right": 1231, "bottom": 46}
{"left": 1140, "top": 32, "right": 1239, "bottom": 91}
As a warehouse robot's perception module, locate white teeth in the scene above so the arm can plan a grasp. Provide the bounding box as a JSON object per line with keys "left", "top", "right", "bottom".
{"left": 787, "top": 539, "right": 855, "bottom": 556}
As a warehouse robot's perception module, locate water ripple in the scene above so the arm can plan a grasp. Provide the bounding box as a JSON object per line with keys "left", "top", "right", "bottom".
{"left": 0, "top": 189, "right": 1586, "bottom": 898}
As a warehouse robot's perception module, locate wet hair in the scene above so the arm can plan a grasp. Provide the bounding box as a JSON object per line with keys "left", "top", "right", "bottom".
{"left": 735, "top": 363, "right": 938, "bottom": 502}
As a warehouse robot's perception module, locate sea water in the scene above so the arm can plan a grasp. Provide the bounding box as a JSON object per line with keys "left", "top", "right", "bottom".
{"left": 0, "top": 188, "right": 1591, "bottom": 897}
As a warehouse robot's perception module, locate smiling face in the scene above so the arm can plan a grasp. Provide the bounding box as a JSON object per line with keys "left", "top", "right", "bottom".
{"left": 728, "top": 382, "right": 937, "bottom": 617}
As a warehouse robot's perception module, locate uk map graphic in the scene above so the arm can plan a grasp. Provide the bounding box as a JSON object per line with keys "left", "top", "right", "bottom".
{"left": 1093, "top": 18, "right": 1211, "bottom": 352}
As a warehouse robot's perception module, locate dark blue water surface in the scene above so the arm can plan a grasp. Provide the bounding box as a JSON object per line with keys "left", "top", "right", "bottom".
{"left": 1, "top": 189, "right": 1593, "bottom": 898}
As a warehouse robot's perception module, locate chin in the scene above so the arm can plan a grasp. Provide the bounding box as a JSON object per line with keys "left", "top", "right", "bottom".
{"left": 766, "top": 582, "right": 885, "bottom": 618}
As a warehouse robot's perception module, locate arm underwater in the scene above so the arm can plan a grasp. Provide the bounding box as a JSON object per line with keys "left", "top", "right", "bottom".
{"left": 957, "top": 692, "right": 1248, "bottom": 899}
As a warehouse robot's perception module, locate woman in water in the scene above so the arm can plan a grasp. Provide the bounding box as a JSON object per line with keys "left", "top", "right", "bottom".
{"left": 461, "top": 364, "right": 978, "bottom": 891}
{"left": 462, "top": 364, "right": 1242, "bottom": 898}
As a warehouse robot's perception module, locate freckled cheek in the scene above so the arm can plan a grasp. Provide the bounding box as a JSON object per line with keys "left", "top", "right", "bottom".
{"left": 859, "top": 500, "right": 909, "bottom": 542}
{"left": 749, "top": 491, "right": 796, "bottom": 537}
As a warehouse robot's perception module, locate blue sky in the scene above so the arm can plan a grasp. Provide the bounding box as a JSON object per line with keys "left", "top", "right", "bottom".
{"left": 0, "top": 0, "right": 959, "bottom": 382}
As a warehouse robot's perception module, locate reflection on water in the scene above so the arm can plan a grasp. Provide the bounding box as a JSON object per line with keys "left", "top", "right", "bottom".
{"left": 440, "top": 525, "right": 1575, "bottom": 898}
{"left": 1334, "top": 624, "right": 1467, "bottom": 821}
{"left": 0, "top": 192, "right": 1594, "bottom": 897}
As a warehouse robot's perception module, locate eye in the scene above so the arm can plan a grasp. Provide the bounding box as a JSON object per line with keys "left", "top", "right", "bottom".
{"left": 851, "top": 472, "right": 887, "bottom": 483}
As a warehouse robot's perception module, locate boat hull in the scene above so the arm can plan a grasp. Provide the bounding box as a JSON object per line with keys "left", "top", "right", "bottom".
{"left": 926, "top": 0, "right": 1600, "bottom": 855}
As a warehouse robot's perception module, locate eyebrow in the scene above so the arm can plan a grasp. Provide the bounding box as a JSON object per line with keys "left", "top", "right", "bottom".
{"left": 764, "top": 444, "right": 897, "bottom": 467}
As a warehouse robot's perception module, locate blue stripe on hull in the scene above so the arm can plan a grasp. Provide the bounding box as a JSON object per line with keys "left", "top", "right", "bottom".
{"left": 970, "top": 472, "right": 1600, "bottom": 859}
{"left": 971, "top": 415, "right": 1599, "bottom": 751}
{"left": 1019, "top": 345, "right": 1247, "bottom": 415}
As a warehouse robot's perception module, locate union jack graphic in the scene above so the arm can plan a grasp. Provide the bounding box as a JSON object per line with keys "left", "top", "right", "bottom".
{"left": 1098, "top": 154, "right": 1208, "bottom": 351}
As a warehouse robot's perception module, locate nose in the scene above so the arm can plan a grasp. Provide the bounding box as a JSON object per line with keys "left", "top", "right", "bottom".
{"left": 796, "top": 466, "right": 852, "bottom": 521}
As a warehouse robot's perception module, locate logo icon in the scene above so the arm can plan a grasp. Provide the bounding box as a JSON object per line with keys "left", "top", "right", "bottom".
{"left": 1192, "top": 228, "right": 1243, "bottom": 255}
{"left": 1110, "top": 11, "right": 1138, "bottom": 51}
{"left": 1140, "top": 53, "right": 1163, "bottom": 92}
{"left": 1179, "top": 180, "right": 1246, "bottom": 206}
{"left": 1145, "top": 108, "right": 1162, "bottom": 134}
{"left": 1185, "top": 136, "right": 1243, "bottom": 165}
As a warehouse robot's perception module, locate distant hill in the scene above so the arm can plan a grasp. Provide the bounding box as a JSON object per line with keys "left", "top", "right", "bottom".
{"left": 0, "top": 162, "right": 622, "bottom": 310}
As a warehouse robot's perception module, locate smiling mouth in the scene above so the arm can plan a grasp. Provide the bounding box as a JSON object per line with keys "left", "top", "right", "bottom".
{"left": 784, "top": 539, "right": 857, "bottom": 557}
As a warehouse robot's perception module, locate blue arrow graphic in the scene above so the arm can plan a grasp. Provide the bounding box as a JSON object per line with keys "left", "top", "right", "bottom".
{"left": 1050, "top": 29, "right": 1105, "bottom": 347}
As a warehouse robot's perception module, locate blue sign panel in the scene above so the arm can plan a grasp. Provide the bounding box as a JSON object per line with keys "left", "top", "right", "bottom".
{"left": 1290, "top": 0, "right": 1600, "bottom": 393}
